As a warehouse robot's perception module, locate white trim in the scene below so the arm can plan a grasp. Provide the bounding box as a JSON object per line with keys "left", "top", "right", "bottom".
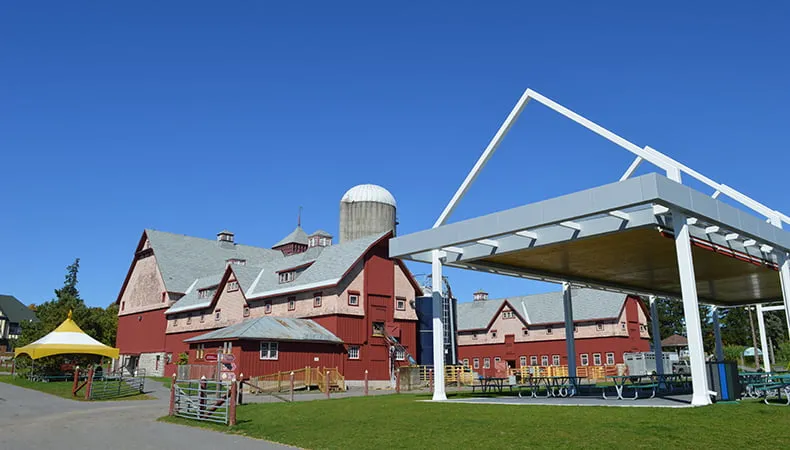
{"left": 248, "top": 278, "right": 340, "bottom": 300}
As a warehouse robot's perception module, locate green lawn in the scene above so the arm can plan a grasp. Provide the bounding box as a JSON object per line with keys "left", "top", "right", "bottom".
{"left": 159, "top": 393, "right": 790, "bottom": 449}
{"left": 0, "top": 375, "right": 153, "bottom": 401}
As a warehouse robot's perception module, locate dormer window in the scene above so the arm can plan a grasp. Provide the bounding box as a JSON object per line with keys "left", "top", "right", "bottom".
{"left": 279, "top": 271, "right": 295, "bottom": 283}
{"left": 227, "top": 258, "right": 246, "bottom": 266}
{"left": 198, "top": 288, "right": 215, "bottom": 299}
{"left": 227, "top": 281, "right": 239, "bottom": 292}
{"left": 502, "top": 310, "right": 515, "bottom": 319}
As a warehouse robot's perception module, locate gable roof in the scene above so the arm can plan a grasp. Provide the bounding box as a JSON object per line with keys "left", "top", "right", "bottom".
{"left": 0, "top": 294, "right": 36, "bottom": 323}
{"left": 457, "top": 288, "right": 634, "bottom": 331}
{"left": 145, "top": 229, "right": 281, "bottom": 294}
{"left": 184, "top": 317, "right": 342, "bottom": 344}
{"left": 273, "top": 226, "right": 309, "bottom": 247}
{"left": 661, "top": 334, "right": 688, "bottom": 347}
{"left": 164, "top": 231, "right": 391, "bottom": 315}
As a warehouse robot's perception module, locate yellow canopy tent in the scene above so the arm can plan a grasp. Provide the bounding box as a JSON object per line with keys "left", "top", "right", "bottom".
{"left": 14, "top": 310, "right": 119, "bottom": 360}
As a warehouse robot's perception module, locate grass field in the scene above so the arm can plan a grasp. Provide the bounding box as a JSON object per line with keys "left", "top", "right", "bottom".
{"left": 0, "top": 375, "right": 153, "bottom": 401}
{"left": 160, "top": 393, "right": 790, "bottom": 449}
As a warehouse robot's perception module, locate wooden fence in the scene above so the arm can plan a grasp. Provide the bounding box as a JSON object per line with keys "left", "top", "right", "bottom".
{"left": 245, "top": 366, "right": 345, "bottom": 393}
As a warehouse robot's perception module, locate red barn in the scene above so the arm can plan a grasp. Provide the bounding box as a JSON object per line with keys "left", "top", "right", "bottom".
{"left": 115, "top": 185, "right": 422, "bottom": 387}
{"left": 456, "top": 289, "right": 650, "bottom": 375}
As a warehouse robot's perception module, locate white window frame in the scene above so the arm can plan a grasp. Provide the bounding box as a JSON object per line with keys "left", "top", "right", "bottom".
{"left": 215, "top": 310, "right": 221, "bottom": 321}
{"left": 483, "top": 358, "right": 490, "bottom": 369}
{"left": 593, "top": 353, "right": 602, "bottom": 366}
{"left": 530, "top": 356, "right": 538, "bottom": 366}
{"left": 552, "top": 355, "right": 561, "bottom": 366}
{"left": 259, "top": 342, "right": 278, "bottom": 360}
{"left": 314, "top": 295, "right": 322, "bottom": 307}
{"left": 186, "top": 315, "right": 192, "bottom": 325}
{"left": 596, "top": 322, "right": 604, "bottom": 331}
{"left": 473, "top": 358, "right": 479, "bottom": 369}
{"left": 546, "top": 327, "right": 553, "bottom": 335}
{"left": 243, "top": 306, "right": 250, "bottom": 317}
{"left": 606, "top": 352, "right": 615, "bottom": 365}
{"left": 494, "top": 357, "right": 501, "bottom": 364}
{"left": 196, "top": 344, "right": 205, "bottom": 360}
{"left": 396, "top": 297, "right": 406, "bottom": 311}
{"left": 264, "top": 301, "right": 272, "bottom": 314}
{"left": 541, "top": 355, "right": 549, "bottom": 366}
{"left": 580, "top": 353, "right": 589, "bottom": 366}
{"left": 348, "top": 345, "right": 360, "bottom": 360}
{"left": 348, "top": 293, "right": 359, "bottom": 306}
{"left": 227, "top": 281, "right": 239, "bottom": 292}
{"left": 288, "top": 297, "right": 296, "bottom": 311}
{"left": 395, "top": 348, "right": 405, "bottom": 361}
{"left": 463, "top": 358, "right": 470, "bottom": 367}
{"left": 502, "top": 310, "right": 515, "bottom": 319}
{"left": 279, "top": 271, "right": 294, "bottom": 283}
{"left": 522, "top": 328, "right": 529, "bottom": 336}
{"left": 519, "top": 356, "right": 527, "bottom": 367}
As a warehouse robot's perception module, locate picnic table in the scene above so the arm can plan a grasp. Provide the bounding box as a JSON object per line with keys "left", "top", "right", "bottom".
{"left": 745, "top": 373, "right": 790, "bottom": 405}
{"left": 602, "top": 375, "right": 660, "bottom": 400}
{"left": 472, "top": 377, "right": 512, "bottom": 393}
{"left": 517, "top": 376, "right": 586, "bottom": 398}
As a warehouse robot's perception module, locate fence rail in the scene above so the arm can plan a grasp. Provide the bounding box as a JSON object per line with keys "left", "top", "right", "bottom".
{"left": 246, "top": 367, "right": 345, "bottom": 394}
{"left": 89, "top": 368, "right": 146, "bottom": 400}
{"left": 172, "top": 378, "right": 235, "bottom": 425}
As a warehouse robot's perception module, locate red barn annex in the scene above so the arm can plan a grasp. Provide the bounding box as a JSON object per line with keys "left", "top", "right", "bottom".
{"left": 456, "top": 289, "right": 650, "bottom": 375}
{"left": 115, "top": 185, "right": 421, "bottom": 386}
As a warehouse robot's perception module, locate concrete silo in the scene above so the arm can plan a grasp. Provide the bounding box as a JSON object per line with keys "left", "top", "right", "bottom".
{"left": 339, "top": 184, "right": 397, "bottom": 243}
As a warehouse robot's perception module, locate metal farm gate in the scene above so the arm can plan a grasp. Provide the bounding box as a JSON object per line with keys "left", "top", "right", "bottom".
{"left": 172, "top": 379, "right": 233, "bottom": 425}
{"left": 89, "top": 368, "right": 146, "bottom": 400}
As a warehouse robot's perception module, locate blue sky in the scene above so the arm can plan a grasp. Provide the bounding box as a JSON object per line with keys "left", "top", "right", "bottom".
{"left": 1, "top": 2, "right": 789, "bottom": 307}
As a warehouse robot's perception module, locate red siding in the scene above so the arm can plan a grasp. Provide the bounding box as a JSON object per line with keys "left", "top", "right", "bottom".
{"left": 235, "top": 340, "right": 344, "bottom": 378}
{"left": 458, "top": 336, "right": 650, "bottom": 377}
{"left": 163, "top": 329, "right": 221, "bottom": 377}
{"left": 117, "top": 308, "right": 168, "bottom": 354}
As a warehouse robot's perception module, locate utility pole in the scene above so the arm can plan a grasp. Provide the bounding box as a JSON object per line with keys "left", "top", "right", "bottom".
{"left": 747, "top": 306, "right": 761, "bottom": 369}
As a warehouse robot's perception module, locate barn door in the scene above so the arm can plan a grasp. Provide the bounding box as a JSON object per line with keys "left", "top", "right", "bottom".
{"left": 505, "top": 335, "right": 515, "bottom": 356}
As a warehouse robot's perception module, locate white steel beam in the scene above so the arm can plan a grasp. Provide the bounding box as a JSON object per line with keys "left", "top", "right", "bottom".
{"left": 705, "top": 226, "right": 720, "bottom": 234}
{"left": 671, "top": 208, "right": 711, "bottom": 406}
{"left": 515, "top": 230, "right": 538, "bottom": 240}
{"left": 756, "top": 304, "right": 771, "bottom": 372}
{"left": 768, "top": 216, "right": 790, "bottom": 338}
{"left": 763, "top": 305, "right": 787, "bottom": 312}
{"left": 743, "top": 239, "right": 757, "bottom": 247}
{"left": 562, "top": 282, "right": 577, "bottom": 393}
{"left": 619, "top": 156, "right": 644, "bottom": 181}
{"left": 608, "top": 210, "right": 631, "bottom": 221}
{"left": 559, "top": 221, "right": 582, "bottom": 231}
{"left": 725, "top": 233, "right": 739, "bottom": 241}
{"left": 476, "top": 239, "right": 499, "bottom": 248}
{"left": 441, "top": 246, "right": 464, "bottom": 254}
{"left": 433, "top": 90, "right": 532, "bottom": 228}
{"left": 431, "top": 250, "right": 447, "bottom": 401}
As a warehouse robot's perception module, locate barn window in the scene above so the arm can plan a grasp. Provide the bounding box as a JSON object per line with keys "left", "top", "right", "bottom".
{"left": 372, "top": 322, "right": 385, "bottom": 336}
{"left": 200, "top": 314, "right": 205, "bottom": 323}
{"left": 530, "top": 356, "right": 538, "bottom": 366}
{"left": 462, "top": 358, "right": 470, "bottom": 367}
{"left": 196, "top": 344, "right": 205, "bottom": 360}
{"left": 186, "top": 315, "right": 192, "bottom": 325}
{"left": 621, "top": 322, "right": 626, "bottom": 330}
{"left": 279, "top": 271, "right": 295, "bottom": 283}
{"left": 227, "top": 258, "right": 246, "bottom": 266}
{"left": 541, "top": 355, "right": 549, "bottom": 366}
{"left": 483, "top": 358, "right": 490, "bottom": 369}
{"left": 606, "top": 352, "right": 615, "bottom": 365}
{"left": 215, "top": 310, "right": 221, "bottom": 321}
{"left": 314, "top": 294, "right": 322, "bottom": 308}
{"left": 491, "top": 330, "right": 497, "bottom": 339}
{"left": 593, "top": 353, "right": 602, "bottom": 366}
{"left": 264, "top": 301, "right": 272, "bottom": 314}
{"left": 243, "top": 306, "right": 250, "bottom": 317}
{"left": 288, "top": 297, "right": 296, "bottom": 311}
{"left": 546, "top": 327, "right": 553, "bottom": 335}
{"left": 348, "top": 293, "right": 359, "bottom": 306}
{"left": 473, "top": 358, "right": 479, "bottom": 369}
{"left": 260, "top": 342, "right": 279, "bottom": 360}
{"left": 580, "top": 354, "right": 589, "bottom": 366}
{"left": 121, "top": 301, "right": 125, "bottom": 311}
{"left": 228, "top": 281, "right": 239, "bottom": 292}
{"left": 162, "top": 292, "right": 167, "bottom": 303}
{"left": 348, "top": 346, "right": 360, "bottom": 360}
{"left": 494, "top": 357, "right": 501, "bottom": 364}
{"left": 396, "top": 297, "right": 406, "bottom": 311}
{"left": 552, "top": 355, "right": 560, "bottom": 366}
{"left": 173, "top": 317, "right": 178, "bottom": 327}
{"left": 198, "top": 288, "right": 214, "bottom": 299}
{"left": 472, "top": 333, "right": 477, "bottom": 340}
{"left": 519, "top": 356, "right": 527, "bottom": 367}
{"left": 522, "top": 327, "right": 529, "bottom": 336}
{"left": 395, "top": 348, "right": 405, "bottom": 361}
{"left": 502, "top": 310, "right": 515, "bottom": 319}
{"left": 596, "top": 322, "right": 604, "bottom": 331}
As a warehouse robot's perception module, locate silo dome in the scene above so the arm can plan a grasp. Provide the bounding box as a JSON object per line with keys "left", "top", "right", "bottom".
{"left": 341, "top": 184, "right": 397, "bottom": 207}
{"left": 339, "top": 184, "right": 397, "bottom": 243}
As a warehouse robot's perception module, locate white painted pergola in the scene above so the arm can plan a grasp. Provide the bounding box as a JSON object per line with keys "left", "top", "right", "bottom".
{"left": 389, "top": 89, "right": 790, "bottom": 406}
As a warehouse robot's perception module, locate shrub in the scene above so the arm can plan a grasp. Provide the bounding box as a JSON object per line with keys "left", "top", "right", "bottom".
{"left": 723, "top": 345, "right": 746, "bottom": 363}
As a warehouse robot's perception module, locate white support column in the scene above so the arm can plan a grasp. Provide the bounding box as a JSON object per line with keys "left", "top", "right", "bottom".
{"left": 671, "top": 207, "right": 712, "bottom": 406}
{"left": 562, "top": 283, "right": 577, "bottom": 390}
{"left": 649, "top": 296, "right": 665, "bottom": 376}
{"left": 431, "top": 250, "right": 447, "bottom": 401}
{"left": 712, "top": 307, "right": 724, "bottom": 362}
{"left": 779, "top": 256, "right": 790, "bottom": 341}
{"left": 756, "top": 304, "right": 771, "bottom": 373}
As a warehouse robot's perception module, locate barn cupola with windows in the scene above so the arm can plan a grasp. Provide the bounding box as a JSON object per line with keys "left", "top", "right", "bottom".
{"left": 272, "top": 226, "right": 309, "bottom": 256}
{"left": 216, "top": 230, "right": 235, "bottom": 248}
{"left": 473, "top": 290, "right": 489, "bottom": 302}
{"left": 308, "top": 230, "right": 333, "bottom": 248}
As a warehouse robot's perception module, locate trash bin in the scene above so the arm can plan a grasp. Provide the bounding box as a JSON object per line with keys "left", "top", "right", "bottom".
{"left": 706, "top": 361, "right": 740, "bottom": 402}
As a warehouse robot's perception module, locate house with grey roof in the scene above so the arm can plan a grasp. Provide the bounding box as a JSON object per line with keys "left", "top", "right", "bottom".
{"left": 115, "top": 184, "right": 421, "bottom": 386}
{"left": 0, "top": 294, "right": 37, "bottom": 352}
{"left": 456, "top": 288, "right": 650, "bottom": 375}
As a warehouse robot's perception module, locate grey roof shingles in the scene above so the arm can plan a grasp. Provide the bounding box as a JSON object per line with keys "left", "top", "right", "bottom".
{"left": 272, "top": 226, "right": 309, "bottom": 247}
{"left": 457, "top": 288, "right": 631, "bottom": 331}
{"left": 184, "top": 317, "right": 342, "bottom": 344}
{"left": 160, "top": 229, "right": 389, "bottom": 315}
{"left": 0, "top": 294, "right": 37, "bottom": 323}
